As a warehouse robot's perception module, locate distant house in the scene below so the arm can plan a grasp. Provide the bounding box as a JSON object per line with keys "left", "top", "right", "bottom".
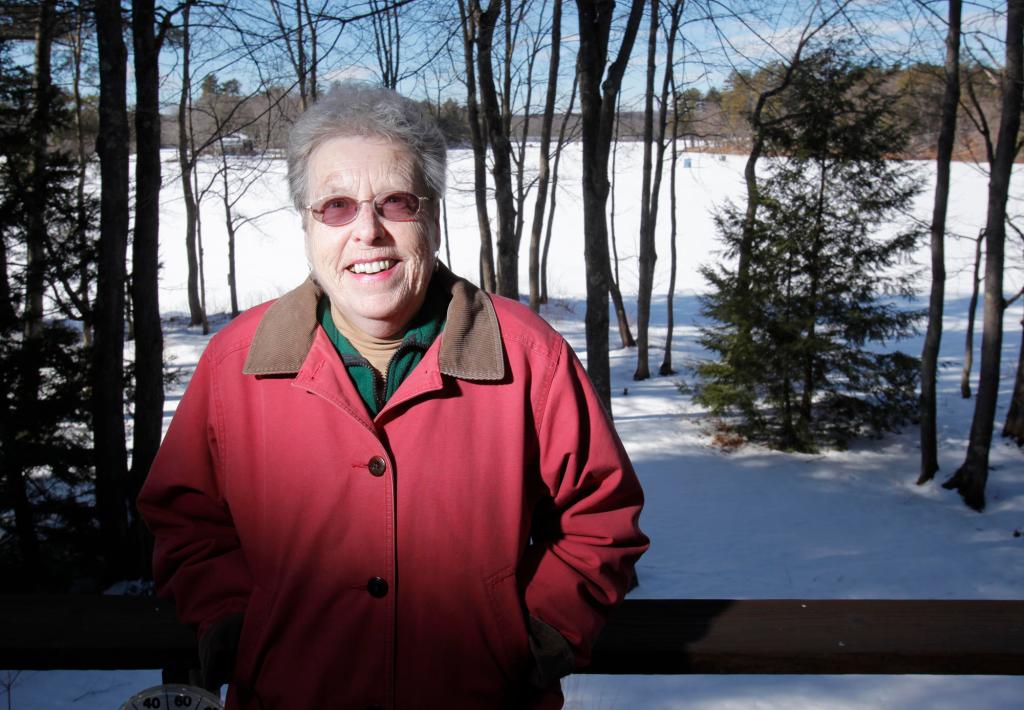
{"left": 218, "top": 132, "right": 255, "bottom": 155}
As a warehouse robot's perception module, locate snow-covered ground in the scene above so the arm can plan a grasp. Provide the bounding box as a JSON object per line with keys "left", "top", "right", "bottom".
{"left": 4, "top": 145, "right": 1023, "bottom": 708}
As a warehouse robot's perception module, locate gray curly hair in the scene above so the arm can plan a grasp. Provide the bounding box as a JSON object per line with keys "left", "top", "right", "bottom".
{"left": 286, "top": 83, "right": 447, "bottom": 215}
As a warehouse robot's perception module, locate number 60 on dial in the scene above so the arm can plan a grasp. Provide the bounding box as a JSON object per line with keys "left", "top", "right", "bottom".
{"left": 119, "top": 684, "right": 223, "bottom": 710}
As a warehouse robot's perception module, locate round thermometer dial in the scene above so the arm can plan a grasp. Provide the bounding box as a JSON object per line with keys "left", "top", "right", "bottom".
{"left": 119, "top": 684, "right": 223, "bottom": 710}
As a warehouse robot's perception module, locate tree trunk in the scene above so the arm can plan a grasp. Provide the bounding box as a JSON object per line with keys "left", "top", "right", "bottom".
{"left": 541, "top": 77, "right": 577, "bottom": 305}
{"left": 304, "top": 0, "right": 319, "bottom": 102}
{"left": 23, "top": 0, "right": 52, "bottom": 345}
{"left": 476, "top": 1, "right": 520, "bottom": 299}
{"left": 799, "top": 161, "right": 828, "bottom": 427}
{"left": 371, "top": 0, "right": 401, "bottom": 89}
{"left": 457, "top": 0, "right": 496, "bottom": 292}
{"left": 0, "top": 230, "right": 14, "bottom": 329}
{"left": 944, "top": 0, "right": 1023, "bottom": 511}
{"left": 178, "top": 3, "right": 203, "bottom": 326}
{"left": 1003, "top": 316, "right": 1024, "bottom": 444}
{"left": 131, "top": 0, "right": 165, "bottom": 577}
{"left": 271, "top": 0, "right": 305, "bottom": 109}
{"left": 634, "top": 0, "right": 682, "bottom": 380}
{"left": 610, "top": 92, "right": 621, "bottom": 287}
{"left": 295, "top": 0, "right": 308, "bottom": 107}
{"left": 94, "top": 0, "right": 133, "bottom": 581}
{"left": 634, "top": 0, "right": 659, "bottom": 381}
{"left": 733, "top": 19, "right": 832, "bottom": 310}
{"left": 442, "top": 197, "right": 452, "bottom": 267}
{"left": 213, "top": 133, "right": 241, "bottom": 318}
{"left": 660, "top": 78, "right": 680, "bottom": 377}
{"left": 529, "top": 0, "right": 561, "bottom": 312}
{"left": 575, "top": 0, "right": 645, "bottom": 411}
{"left": 193, "top": 158, "right": 210, "bottom": 335}
{"left": 919, "top": 0, "right": 961, "bottom": 485}
{"left": 72, "top": 4, "right": 93, "bottom": 345}
{"left": 608, "top": 92, "right": 635, "bottom": 348}
{"left": 961, "top": 231, "right": 983, "bottom": 398}
{"left": 510, "top": 0, "right": 534, "bottom": 262}
{"left": 608, "top": 270, "right": 636, "bottom": 348}
{"left": 226, "top": 209, "right": 240, "bottom": 317}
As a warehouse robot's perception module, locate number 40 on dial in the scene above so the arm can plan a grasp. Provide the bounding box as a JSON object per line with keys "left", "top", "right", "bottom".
{"left": 119, "top": 684, "right": 223, "bottom": 710}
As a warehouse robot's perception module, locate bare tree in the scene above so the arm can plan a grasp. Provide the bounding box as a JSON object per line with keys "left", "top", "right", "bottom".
{"left": 540, "top": 73, "right": 577, "bottom": 304}
{"left": 456, "top": 0, "right": 496, "bottom": 291}
{"left": 944, "top": 0, "right": 1023, "bottom": 511}
{"left": 94, "top": 0, "right": 133, "bottom": 579}
{"left": 370, "top": 0, "right": 401, "bottom": 89}
{"left": 1005, "top": 347, "right": 1024, "bottom": 444}
{"left": 918, "top": 0, "right": 961, "bottom": 485}
{"left": 608, "top": 92, "right": 636, "bottom": 348}
{"left": 65, "top": 2, "right": 94, "bottom": 345}
{"left": 732, "top": 1, "right": 851, "bottom": 314}
{"left": 960, "top": 231, "right": 983, "bottom": 398}
{"left": 634, "top": 0, "right": 683, "bottom": 380}
{"left": 208, "top": 121, "right": 289, "bottom": 318}
{"left": 528, "top": 0, "right": 561, "bottom": 312}
{"left": 474, "top": 0, "right": 520, "bottom": 298}
{"left": 177, "top": 1, "right": 206, "bottom": 327}
{"left": 575, "top": 0, "right": 645, "bottom": 409}
{"left": 1004, "top": 233, "right": 1024, "bottom": 442}
{"left": 21, "top": 0, "right": 53, "bottom": 346}
{"left": 130, "top": 0, "right": 182, "bottom": 575}
{"left": 660, "top": 74, "right": 682, "bottom": 377}
{"left": 509, "top": 0, "right": 540, "bottom": 291}
{"left": 270, "top": 0, "right": 324, "bottom": 110}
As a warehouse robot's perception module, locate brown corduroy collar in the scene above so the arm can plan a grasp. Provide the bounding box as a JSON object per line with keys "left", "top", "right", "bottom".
{"left": 242, "top": 264, "right": 505, "bottom": 381}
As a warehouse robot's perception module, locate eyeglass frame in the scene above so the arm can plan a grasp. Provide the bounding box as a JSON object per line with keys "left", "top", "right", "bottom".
{"left": 304, "top": 191, "right": 433, "bottom": 226}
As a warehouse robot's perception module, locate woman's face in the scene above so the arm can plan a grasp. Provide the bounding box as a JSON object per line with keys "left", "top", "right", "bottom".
{"left": 304, "top": 135, "right": 440, "bottom": 339}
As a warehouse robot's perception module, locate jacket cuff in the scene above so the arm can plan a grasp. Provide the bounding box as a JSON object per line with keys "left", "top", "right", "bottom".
{"left": 526, "top": 615, "right": 575, "bottom": 688}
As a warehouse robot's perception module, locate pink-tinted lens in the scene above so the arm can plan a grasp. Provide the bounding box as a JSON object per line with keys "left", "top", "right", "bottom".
{"left": 319, "top": 196, "right": 359, "bottom": 225}
{"left": 375, "top": 192, "right": 421, "bottom": 221}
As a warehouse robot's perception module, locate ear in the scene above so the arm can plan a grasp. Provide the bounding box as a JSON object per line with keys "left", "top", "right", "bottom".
{"left": 303, "top": 230, "right": 312, "bottom": 265}
{"left": 430, "top": 208, "right": 442, "bottom": 253}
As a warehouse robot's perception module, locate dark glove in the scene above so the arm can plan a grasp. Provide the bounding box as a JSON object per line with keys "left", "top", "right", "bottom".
{"left": 526, "top": 616, "right": 575, "bottom": 688}
{"left": 198, "top": 612, "right": 245, "bottom": 693}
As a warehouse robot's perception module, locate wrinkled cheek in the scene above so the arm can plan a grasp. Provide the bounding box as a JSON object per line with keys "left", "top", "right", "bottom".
{"left": 306, "top": 240, "right": 340, "bottom": 283}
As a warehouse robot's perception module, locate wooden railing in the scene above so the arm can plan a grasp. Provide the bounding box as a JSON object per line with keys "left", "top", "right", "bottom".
{"left": 1, "top": 597, "right": 1021, "bottom": 680}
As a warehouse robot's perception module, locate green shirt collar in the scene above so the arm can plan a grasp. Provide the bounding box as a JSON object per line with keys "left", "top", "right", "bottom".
{"left": 317, "top": 280, "right": 450, "bottom": 416}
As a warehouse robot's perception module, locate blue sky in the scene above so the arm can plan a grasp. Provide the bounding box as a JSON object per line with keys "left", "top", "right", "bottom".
{"left": 8, "top": 1, "right": 1007, "bottom": 113}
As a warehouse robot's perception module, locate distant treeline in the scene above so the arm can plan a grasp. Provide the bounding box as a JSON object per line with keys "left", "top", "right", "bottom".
{"left": 129, "top": 62, "right": 1005, "bottom": 161}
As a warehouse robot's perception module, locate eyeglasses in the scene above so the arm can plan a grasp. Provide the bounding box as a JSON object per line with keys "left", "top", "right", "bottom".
{"left": 306, "top": 191, "right": 431, "bottom": 226}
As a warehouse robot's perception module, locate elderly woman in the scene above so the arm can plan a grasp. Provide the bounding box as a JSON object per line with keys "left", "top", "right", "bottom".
{"left": 138, "top": 84, "right": 647, "bottom": 710}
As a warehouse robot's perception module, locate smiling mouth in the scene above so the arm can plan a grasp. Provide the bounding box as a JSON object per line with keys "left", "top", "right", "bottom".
{"left": 348, "top": 259, "right": 396, "bottom": 275}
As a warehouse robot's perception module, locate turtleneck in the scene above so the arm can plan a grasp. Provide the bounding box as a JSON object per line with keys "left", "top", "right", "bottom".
{"left": 329, "top": 303, "right": 403, "bottom": 376}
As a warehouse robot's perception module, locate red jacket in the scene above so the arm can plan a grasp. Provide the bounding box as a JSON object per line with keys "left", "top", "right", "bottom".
{"left": 138, "top": 269, "right": 648, "bottom": 709}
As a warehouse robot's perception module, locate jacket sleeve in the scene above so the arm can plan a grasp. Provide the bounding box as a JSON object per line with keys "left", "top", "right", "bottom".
{"left": 523, "top": 339, "right": 649, "bottom": 668}
{"left": 137, "top": 342, "right": 253, "bottom": 636}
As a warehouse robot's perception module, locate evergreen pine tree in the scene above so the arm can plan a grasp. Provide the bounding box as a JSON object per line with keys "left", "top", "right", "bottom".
{"left": 697, "top": 43, "right": 923, "bottom": 452}
{"left": 1, "top": 43, "right": 102, "bottom": 590}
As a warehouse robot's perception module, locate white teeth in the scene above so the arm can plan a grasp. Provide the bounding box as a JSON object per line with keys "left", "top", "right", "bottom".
{"left": 349, "top": 260, "right": 394, "bottom": 274}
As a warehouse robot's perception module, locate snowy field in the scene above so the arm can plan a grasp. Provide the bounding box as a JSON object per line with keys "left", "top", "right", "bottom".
{"left": 4, "top": 145, "right": 1023, "bottom": 708}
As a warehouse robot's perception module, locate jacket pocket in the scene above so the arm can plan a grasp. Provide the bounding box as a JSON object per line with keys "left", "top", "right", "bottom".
{"left": 483, "top": 565, "right": 531, "bottom": 684}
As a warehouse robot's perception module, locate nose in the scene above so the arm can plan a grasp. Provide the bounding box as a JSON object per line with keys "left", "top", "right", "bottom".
{"left": 349, "top": 199, "right": 385, "bottom": 244}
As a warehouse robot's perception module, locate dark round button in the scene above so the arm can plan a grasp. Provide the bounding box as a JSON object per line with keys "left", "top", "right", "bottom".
{"left": 367, "top": 577, "right": 389, "bottom": 598}
{"left": 368, "top": 456, "right": 387, "bottom": 477}
{"left": 368, "top": 705, "right": 384, "bottom": 710}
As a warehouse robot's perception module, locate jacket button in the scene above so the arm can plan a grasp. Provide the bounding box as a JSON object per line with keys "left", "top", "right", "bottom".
{"left": 368, "top": 456, "right": 387, "bottom": 477}
{"left": 367, "top": 576, "right": 389, "bottom": 598}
